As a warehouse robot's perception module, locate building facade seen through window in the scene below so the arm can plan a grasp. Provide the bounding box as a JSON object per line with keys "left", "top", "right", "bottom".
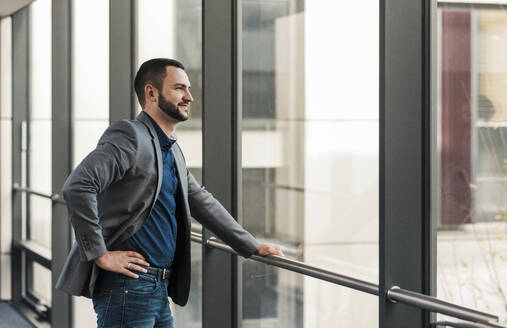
{"left": 241, "top": 1, "right": 379, "bottom": 327}
{"left": 436, "top": 3, "right": 507, "bottom": 324}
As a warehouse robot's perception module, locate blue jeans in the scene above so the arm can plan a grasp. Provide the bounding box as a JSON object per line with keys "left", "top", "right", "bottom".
{"left": 93, "top": 270, "right": 174, "bottom": 328}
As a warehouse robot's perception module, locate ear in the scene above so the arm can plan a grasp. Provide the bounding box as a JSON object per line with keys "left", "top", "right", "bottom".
{"left": 144, "top": 84, "right": 158, "bottom": 104}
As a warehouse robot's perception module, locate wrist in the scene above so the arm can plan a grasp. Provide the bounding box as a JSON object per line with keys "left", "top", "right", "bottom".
{"left": 94, "top": 250, "right": 109, "bottom": 263}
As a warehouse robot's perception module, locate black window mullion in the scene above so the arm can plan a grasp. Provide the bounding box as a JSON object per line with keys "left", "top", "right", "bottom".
{"left": 202, "top": 0, "right": 242, "bottom": 327}
{"left": 51, "top": 0, "right": 72, "bottom": 327}
{"left": 110, "top": 0, "right": 135, "bottom": 123}
{"left": 379, "top": 0, "right": 433, "bottom": 327}
{"left": 25, "top": 4, "right": 31, "bottom": 244}
{"left": 12, "top": 5, "right": 30, "bottom": 308}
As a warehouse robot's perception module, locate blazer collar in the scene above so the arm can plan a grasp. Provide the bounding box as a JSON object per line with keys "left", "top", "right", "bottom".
{"left": 136, "top": 110, "right": 163, "bottom": 203}
{"left": 136, "top": 110, "right": 178, "bottom": 141}
{"left": 136, "top": 111, "right": 157, "bottom": 139}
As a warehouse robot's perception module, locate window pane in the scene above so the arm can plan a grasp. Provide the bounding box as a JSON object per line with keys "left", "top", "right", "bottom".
{"left": 243, "top": 263, "right": 378, "bottom": 327}
{"left": 28, "top": 196, "right": 51, "bottom": 249}
{"left": 71, "top": 0, "right": 109, "bottom": 121}
{"left": 29, "top": 0, "right": 52, "bottom": 122}
{"left": 436, "top": 4, "right": 507, "bottom": 324}
{"left": 136, "top": 0, "right": 203, "bottom": 326}
{"left": 71, "top": 0, "right": 110, "bottom": 326}
{"left": 71, "top": 0, "right": 109, "bottom": 167}
{"left": 241, "top": 1, "right": 379, "bottom": 326}
{"left": 31, "top": 262, "right": 51, "bottom": 305}
{"left": 28, "top": 118, "right": 52, "bottom": 248}
{"left": 1, "top": 16, "right": 13, "bottom": 301}
{"left": 28, "top": 0, "right": 52, "bottom": 250}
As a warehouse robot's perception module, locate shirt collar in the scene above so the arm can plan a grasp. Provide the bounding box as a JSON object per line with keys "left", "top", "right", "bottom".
{"left": 145, "top": 112, "right": 177, "bottom": 151}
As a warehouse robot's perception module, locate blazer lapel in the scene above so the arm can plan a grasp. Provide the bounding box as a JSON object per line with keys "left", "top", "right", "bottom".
{"left": 171, "top": 143, "right": 188, "bottom": 197}
{"left": 171, "top": 143, "right": 191, "bottom": 230}
{"left": 136, "top": 111, "right": 163, "bottom": 203}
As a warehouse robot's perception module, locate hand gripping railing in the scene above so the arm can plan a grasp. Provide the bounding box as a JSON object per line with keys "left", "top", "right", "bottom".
{"left": 13, "top": 183, "right": 66, "bottom": 204}
{"left": 191, "top": 231, "right": 506, "bottom": 328}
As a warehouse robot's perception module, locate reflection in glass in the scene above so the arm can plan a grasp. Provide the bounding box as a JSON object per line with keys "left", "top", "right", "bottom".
{"left": 436, "top": 4, "right": 507, "bottom": 323}
{"left": 241, "top": 1, "right": 379, "bottom": 326}
{"left": 243, "top": 263, "right": 377, "bottom": 327}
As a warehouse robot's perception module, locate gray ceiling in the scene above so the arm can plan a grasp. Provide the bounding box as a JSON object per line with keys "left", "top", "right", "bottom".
{"left": 0, "top": 0, "right": 34, "bottom": 17}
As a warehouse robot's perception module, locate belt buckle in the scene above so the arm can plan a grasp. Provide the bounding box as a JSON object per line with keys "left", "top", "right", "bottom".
{"left": 162, "top": 268, "right": 167, "bottom": 280}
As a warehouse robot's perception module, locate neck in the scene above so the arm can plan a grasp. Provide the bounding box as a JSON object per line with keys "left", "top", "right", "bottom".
{"left": 143, "top": 108, "right": 177, "bottom": 137}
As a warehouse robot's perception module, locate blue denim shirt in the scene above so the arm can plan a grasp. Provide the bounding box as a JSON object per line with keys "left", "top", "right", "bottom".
{"left": 120, "top": 114, "right": 178, "bottom": 268}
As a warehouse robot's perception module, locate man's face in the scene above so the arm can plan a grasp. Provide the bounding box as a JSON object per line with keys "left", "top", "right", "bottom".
{"left": 156, "top": 66, "right": 193, "bottom": 122}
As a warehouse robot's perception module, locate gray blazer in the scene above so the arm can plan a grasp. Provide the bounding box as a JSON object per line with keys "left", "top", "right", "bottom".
{"left": 55, "top": 111, "right": 258, "bottom": 306}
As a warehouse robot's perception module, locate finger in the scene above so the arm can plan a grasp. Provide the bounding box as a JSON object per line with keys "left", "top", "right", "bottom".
{"left": 126, "top": 251, "right": 145, "bottom": 260}
{"left": 128, "top": 263, "right": 148, "bottom": 274}
{"left": 270, "top": 247, "right": 281, "bottom": 256}
{"left": 258, "top": 245, "right": 270, "bottom": 256}
{"left": 267, "top": 245, "right": 282, "bottom": 256}
{"left": 129, "top": 257, "right": 150, "bottom": 267}
{"left": 119, "top": 268, "right": 139, "bottom": 279}
{"left": 265, "top": 246, "right": 273, "bottom": 254}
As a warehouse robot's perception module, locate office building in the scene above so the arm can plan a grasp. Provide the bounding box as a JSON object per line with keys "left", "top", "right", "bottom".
{"left": 0, "top": 0, "right": 506, "bottom": 327}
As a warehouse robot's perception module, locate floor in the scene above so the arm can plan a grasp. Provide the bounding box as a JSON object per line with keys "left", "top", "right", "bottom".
{"left": 0, "top": 302, "right": 35, "bottom": 328}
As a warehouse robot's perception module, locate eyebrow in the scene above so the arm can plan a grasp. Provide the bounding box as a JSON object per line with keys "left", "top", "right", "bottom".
{"left": 174, "top": 83, "right": 191, "bottom": 89}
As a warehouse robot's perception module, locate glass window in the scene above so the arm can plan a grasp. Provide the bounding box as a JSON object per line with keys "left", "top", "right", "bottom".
{"left": 241, "top": 1, "right": 379, "bottom": 326}
{"left": 136, "top": 0, "right": 203, "bottom": 326}
{"left": 436, "top": 3, "right": 507, "bottom": 324}
{"left": 31, "top": 262, "right": 52, "bottom": 305}
{"left": 71, "top": 0, "right": 110, "bottom": 326}
{"left": 28, "top": 0, "right": 52, "bottom": 250}
{"left": 25, "top": 0, "right": 52, "bottom": 312}
{"left": 71, "top": 0, "right": 110, "bottom": 167}
{"left": 1, "top": 16, "right": 13, "bottom": 301}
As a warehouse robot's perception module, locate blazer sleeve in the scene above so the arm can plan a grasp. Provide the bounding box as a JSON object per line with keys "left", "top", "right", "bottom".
{"left": 186, "top": 170, "right": 259, "bottom": 258}
{"left": 62, "top": 120, "right": 138, "bottom": 262}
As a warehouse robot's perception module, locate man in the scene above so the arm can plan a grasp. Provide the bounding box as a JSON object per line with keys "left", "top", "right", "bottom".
{"left": 56, "top": 58, "right": 282, "bottom": 327}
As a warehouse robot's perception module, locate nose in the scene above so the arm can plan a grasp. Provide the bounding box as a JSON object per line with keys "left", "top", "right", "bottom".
{"left": 184, "top": 90, "right": 194, "bottom": 103}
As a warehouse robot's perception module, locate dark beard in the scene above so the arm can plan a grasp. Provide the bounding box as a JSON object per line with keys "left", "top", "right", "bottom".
{"left": 159, "top": 94, "right": 189, "bottom": 122}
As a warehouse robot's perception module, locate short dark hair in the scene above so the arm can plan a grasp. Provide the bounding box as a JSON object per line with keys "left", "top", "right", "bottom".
{"left": 134, "top": 58, "right": 185, "bottom": 107}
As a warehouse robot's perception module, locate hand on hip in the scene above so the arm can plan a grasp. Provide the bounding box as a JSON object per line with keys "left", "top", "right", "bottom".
{"left": 94, "top": 250, "right": 150, "bottom": 278}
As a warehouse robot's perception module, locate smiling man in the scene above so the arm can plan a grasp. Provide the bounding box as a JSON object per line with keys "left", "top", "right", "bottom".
{"left": 56, "top": 58, "right": 282, "bottom": 328}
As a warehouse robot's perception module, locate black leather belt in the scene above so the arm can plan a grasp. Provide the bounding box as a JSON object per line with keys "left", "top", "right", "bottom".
{"left": 144, "top": 266, "right": 171, "bottom": 281}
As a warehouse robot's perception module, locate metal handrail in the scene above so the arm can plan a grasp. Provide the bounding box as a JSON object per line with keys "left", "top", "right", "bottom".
{"left": 204, "top": 234, "right": 379, "bottom": 295}
{"left": 13, "top": 183, "right": 66, "bottom": 204}
{"left": 190, "top": 232, "right": 504, "bottom": 328}
{"left": 193, "top": 232, "right": 379, "bottom": 294}
{"left": 387, "top": 287, "right": 500, "bottom": 325}
{"left": 433, "top": 321, "right": 507, "bottom": 328}
{"left": 8, "top": 186, "right": 503, "bottom": 326}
